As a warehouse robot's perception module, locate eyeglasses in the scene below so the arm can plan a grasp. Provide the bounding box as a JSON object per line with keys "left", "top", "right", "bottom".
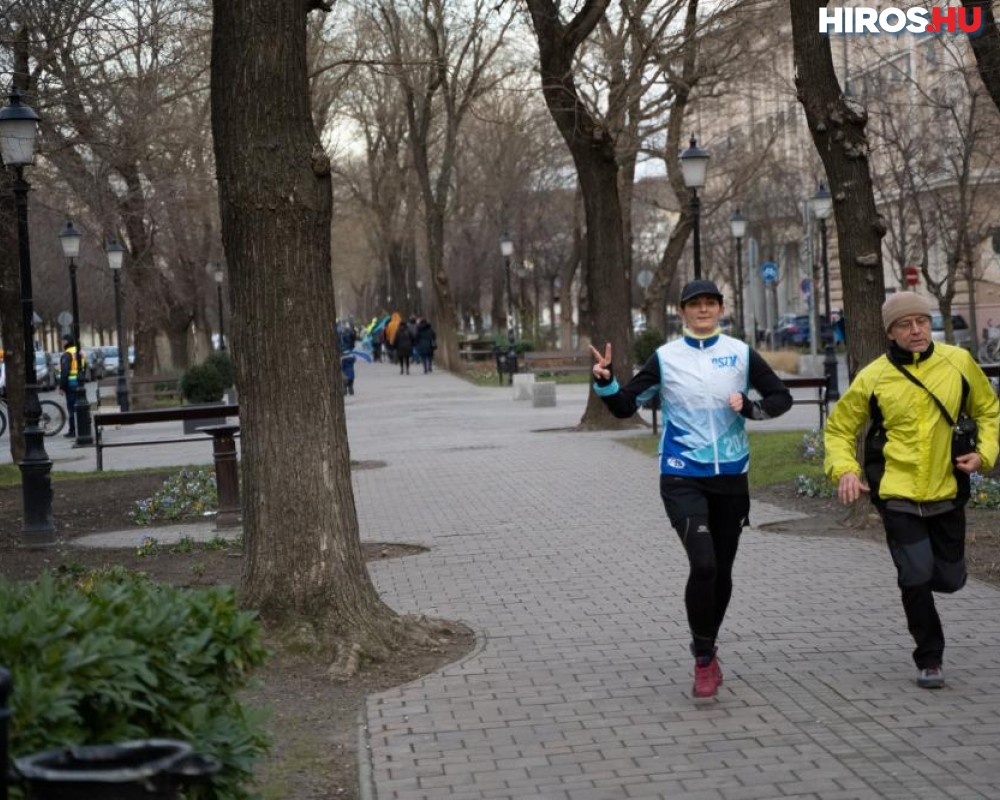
{"left": 891, "top": 315, "right": 931, "bottom": 332}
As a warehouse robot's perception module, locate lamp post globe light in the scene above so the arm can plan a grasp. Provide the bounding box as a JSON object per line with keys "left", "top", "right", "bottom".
{"left": 59, "top": 220, "right": 94, "bottom": 445}
{"left": 729, "top": 209, "right": 747, "bottom": 340}
{"left": 107, "top": 240, "right": 129, "bottom": 410}
{"left": 809, "top": 182, "right": 840, "bottom": 401}
{"left": 213, "top": 265, "right": 226, "bottom": 351}
{"left": 680, "top": 136, "right": 710, "bottom": 280}
{"left": 0, "top": 86, "right": 55, "bottom": 541}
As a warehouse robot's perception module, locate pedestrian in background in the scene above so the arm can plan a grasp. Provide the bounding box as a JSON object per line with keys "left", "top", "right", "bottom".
{"left": 395, "top": 319, "right": 414, "bottom": 375}
{"left": 59, "top": 334, "right": 86, "bottom": 438}
{"left": 591, "top": 279, "right": 792, "bottom": 699}
{"left": 415, "top": 317, "right": 437, "bottom": 373}
{"left": 825, "top": 292, "right": 999, "bottom": 689}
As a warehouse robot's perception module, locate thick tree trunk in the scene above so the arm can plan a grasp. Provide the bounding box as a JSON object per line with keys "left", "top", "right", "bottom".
{"left": 526, "top": 0, "right": 636, "bottom": 430}
{"left": 211, "top": 0, "right": 401, "bottom": 655}
{"left": 963, "top": 1, "right": 1000, "bottom": 114}
{"left": 790, "top": 0, "right": 887, "bottom": 377}
{"left": 0, "top": 185, "right": 25, "bottom": 464}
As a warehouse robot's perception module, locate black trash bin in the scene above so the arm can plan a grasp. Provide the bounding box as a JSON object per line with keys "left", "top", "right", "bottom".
{"left": 14, "top": 738, "right": 220, "bottom": 800}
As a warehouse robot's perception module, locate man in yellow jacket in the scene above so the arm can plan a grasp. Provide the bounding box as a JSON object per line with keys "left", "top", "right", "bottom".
{"left": 825, "top": 292, "right": 999, "bottom": 689}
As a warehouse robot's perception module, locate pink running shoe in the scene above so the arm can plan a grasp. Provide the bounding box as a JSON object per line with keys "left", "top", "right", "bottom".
{"left": 692, "top": 652, "right": 723, "bottom": 698}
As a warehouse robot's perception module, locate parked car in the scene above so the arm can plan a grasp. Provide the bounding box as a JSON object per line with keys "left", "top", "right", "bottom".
{"left": 773, "top": 314, "right": 833, "bottom": 348}
{"left": 98, "top": 345, "right": 121, "bottom": 375}
{"left": 84, "top": 347, "right": 105, "bottom": 380}
{"left": 930, "top": 313, "right": 971, "bottom": 351}
{"left": 34, "top": 351, "right": 55, "bottom": 391}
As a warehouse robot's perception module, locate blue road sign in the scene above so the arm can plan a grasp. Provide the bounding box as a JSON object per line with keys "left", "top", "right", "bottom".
{"left": 761, "top": 261, "right": 779, "bottom": 285}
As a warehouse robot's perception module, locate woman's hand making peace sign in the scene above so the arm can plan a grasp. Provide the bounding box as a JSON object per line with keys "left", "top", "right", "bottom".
{"left": 590, "top": 343, "right": 612, "bottom": 382}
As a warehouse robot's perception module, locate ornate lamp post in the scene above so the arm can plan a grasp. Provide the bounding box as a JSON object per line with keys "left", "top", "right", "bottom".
{"left": 680, "top": 136, "right": 710, "bottom": 280}
{"left": 810, "top": 182, "right": 840, "bottom": 402}
{"left": 500, "top": 232, "right": 514, "bottom": 342}
{"left": 58, "top": 220, "right": 94, "bottom": 445}
{"left": 0, "top": 86, "right": 54, "bottom": 541}
{"left": 495, "top": 233, "right": 517, "bottom": 384}
{"left": 106, "top": 240, "right": 129, "bottom": 410}
{"left": 214, "top": 265, "right": 226, "bottom": 351}
{"left": 729, "top": 209, "right": 748, "bottom": 340}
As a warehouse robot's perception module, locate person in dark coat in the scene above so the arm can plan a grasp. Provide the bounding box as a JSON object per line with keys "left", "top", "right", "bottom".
{"left": 395, "top": 321, "right": 414, "bottom": 375}
{"left": 415, "top": 318, "right": 437, "bottom": 373}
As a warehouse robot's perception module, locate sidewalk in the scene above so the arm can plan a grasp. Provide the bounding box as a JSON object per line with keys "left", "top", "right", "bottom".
{"left": 26, "top": 362, "right": 1000, "bottom": 798}
{"left": 346, "top": 364, "right": 1000, "bottom": 800}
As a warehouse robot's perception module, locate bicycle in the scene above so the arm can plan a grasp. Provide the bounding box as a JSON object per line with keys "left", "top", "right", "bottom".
{"left": 0, "top": 396, "right": 68, "bottom": 438}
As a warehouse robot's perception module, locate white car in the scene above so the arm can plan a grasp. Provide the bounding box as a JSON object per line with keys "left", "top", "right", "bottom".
{"left": 930, "top": 313, "right": 971, "bottom": 351}
{"left": 34, "top": 351, "right": 56, "bottom": 391}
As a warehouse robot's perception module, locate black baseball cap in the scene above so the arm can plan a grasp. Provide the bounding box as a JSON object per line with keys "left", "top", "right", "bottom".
{"left": 680, "top": 279, "right": 723, "bottom": 306}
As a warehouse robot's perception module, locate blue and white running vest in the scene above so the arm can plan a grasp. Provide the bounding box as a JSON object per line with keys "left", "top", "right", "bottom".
{"left": 639, "top": 334, "right": 751, "bottom": 478}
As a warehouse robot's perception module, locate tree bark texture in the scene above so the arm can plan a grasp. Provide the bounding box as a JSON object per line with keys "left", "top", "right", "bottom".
{"left": 525, "top": 0, "right": 635, "bottom": 429}
{"left": 790, "top": 0, "right": 887, "bottom": 377}
{"left": 211, "top": 0, "right": 397, "bottom": 636}
{"left": 963, "top": 1, "right": 1000, "bottom": 115}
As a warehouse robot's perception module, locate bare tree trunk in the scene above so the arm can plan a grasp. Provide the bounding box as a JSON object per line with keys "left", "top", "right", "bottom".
{"left": 790, "top": 0, "right": 887, "bottom": 377}
{"left": 0, "top": 183, "right": 25, "bottom": 464}
{"left": 212, "top": 0, "right": 424, "bottom": 667}
{"left": 526, "top": 0, "right": 636, "bottom": 430}
{"left": 963, "top": 1, "right": 1000, "bottom": 114}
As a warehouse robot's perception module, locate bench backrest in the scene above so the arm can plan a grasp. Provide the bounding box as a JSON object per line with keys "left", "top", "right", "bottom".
{"left": 94, "top": 403, "right": 239, "bottom": 426}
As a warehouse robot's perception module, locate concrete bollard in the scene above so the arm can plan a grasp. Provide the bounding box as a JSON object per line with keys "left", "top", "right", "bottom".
{"left": 532, "top": 381, "right": 556, "bottom": 408}
{"left": 512, "top": 373, "right": 535, "bottom": 401}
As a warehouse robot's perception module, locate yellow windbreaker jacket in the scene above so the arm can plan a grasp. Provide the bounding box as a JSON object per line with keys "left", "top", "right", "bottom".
{"left": 825, "top": 342, "right": 999, "bottom": 503}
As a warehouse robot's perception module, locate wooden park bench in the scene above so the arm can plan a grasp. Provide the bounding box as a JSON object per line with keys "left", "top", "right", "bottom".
{"left": 782, "top": 375, "right": 829, "bottom": 428}
{"left": 522, "top": 350, "right": 592, "bottom": 377}
{"left": 93, "top": 404, "right": 239, "bottom": 471}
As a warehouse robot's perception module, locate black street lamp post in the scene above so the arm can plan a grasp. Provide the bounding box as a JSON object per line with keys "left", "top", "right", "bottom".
{"left": 0, "top": 87, "right": 55, "bottom": 542}
{"left": 810, "top": 183, "right": 840, "bottom": 402}
{"left": 214, "top": 266, "right": 226, "bottom": 351}
{"left": 497, "top": 233, "right": 517, "bottom": 385}
{"left": 107, "top": 240, "right": 129, "bottom": 410}
{"left": 729, "top": 209, "right": 747, "bottom": 340}
{"left": 680, "top": 136, "right": 710, "bottom": 280}
{"left": 59, "top": 220, "right": 93, "bottom": 445}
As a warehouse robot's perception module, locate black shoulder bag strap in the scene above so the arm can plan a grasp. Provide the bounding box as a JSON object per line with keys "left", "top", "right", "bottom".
{"left": 889, "top": 361, "right": 964, "bottom": 427}
{"left": 890, "top": 361, "right": 973, "bottom": 504}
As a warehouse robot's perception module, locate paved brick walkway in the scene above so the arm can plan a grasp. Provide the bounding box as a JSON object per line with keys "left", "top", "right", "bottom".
{"left": 347, "top": 363, "right": 1000, "bottom": 800}
{"left": 15, "top": 360, "right": 1000, "bottom": 798}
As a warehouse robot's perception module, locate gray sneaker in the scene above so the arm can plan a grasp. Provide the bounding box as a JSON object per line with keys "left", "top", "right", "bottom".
{"left": 917, "top": 666, "right": 945, "bottom": 689}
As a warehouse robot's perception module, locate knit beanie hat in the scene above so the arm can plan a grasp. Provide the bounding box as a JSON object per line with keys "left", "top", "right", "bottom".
{"left": 881, "top": 292, "right": 932, "bottom": 331}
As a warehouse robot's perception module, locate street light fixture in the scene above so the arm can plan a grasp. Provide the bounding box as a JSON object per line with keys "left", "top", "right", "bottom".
{"left": 59, "top": 220, "right": 94, "bottom": 446}
{"left": 729, "top": 209, "right": 748, "bottom": 340}
{"left": 106, "top": 240, "right": 129, "bottom": 410}
{"left": 415, "top": 279, "right": 423, "bottom": 316}
{"left": 680, "top": 135, "right": 710, "bottom": 280}
{"left": 809, "top": 182, "right": 840, "bottom": 402}
{"left": 213, "top": 265, "right": 226, "bottom": 351}
{"left": 0, "top": 85, "right": 55, "bottom": 542}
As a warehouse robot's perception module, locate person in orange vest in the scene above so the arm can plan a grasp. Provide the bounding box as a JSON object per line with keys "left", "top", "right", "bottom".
{"left": 59, "top": 334, "right": 87, "bottom": 437}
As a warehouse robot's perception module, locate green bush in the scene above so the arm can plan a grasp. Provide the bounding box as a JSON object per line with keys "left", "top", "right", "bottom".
{"left": 181, "top": 363, "right": 226, "bottom": 403}
{"left": 0, "top": 569, "right": 269, "bottom": 799}
{"left": 204, "top": 352, "right": 235, "bottom": 389}
{"left": 632, "top": 328, "right": 664, "bottom": 365}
